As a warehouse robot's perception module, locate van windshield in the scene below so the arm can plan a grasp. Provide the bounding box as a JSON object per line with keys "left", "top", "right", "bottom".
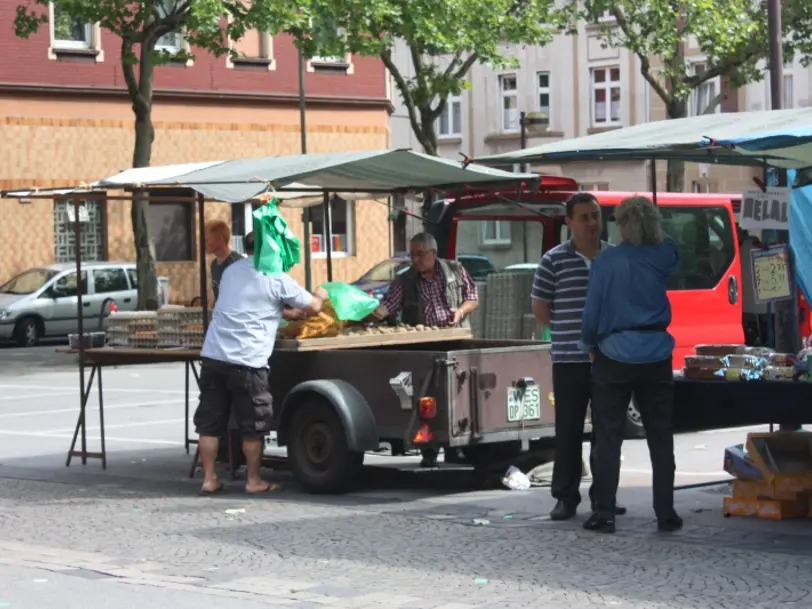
{"left": 453, "top": 218, "right": 549, "bottom": 270}
{"left": 0, "top": 269, "right": 57, "bottom": 295}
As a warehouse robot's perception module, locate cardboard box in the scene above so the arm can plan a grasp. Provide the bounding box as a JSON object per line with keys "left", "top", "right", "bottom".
{"left": 723, "top": 496, "right": 809, "bottom": 520}
{"left": 731, "top": 480, "right": 808, "bottom": 502}
{"left": 745, "top": 432, "right": 812, "bottom": 488}
{"left": 723, "top": 444, "right": 764, "bottom": 481}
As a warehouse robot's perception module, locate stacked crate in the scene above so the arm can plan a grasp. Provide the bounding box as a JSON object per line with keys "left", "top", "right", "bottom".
{"left": 484, "top": 270, "right": 535, "bottom": 340}
{"left": 469, "top": 281, "right": 487, "bottom": 338}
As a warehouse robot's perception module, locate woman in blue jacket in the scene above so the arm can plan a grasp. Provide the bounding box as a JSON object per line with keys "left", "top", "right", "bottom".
{"left": 579, "top": 196, "right": 682, "bottom": 534}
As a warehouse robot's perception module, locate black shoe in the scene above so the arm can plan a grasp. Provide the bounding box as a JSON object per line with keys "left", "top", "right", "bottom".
{"left": 657, "top": 513, "right": 683, "bottom": 532}
{"left": 583, "top": 513, "right": 615, "bottom": 533}
{"left": 591, "top": 503, "right": 627, "bottom": 516}
{"left": 550, "top": 500, "right": 578, "bottom": 521}
{"left": 419, "top": 454, "right": 438, "bottom": 468}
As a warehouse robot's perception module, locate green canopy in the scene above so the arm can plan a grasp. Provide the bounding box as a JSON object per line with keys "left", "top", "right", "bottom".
{"left": 476, "top": 108, "right": 812, "bottom": 170}
{"left": 90, "top": 149, "right": 538, "bottom": 203}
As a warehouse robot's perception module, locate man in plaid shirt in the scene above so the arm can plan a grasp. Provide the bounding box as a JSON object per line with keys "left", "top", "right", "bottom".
{"left": 373, "top": 232, "right": 479, "bottom": 466}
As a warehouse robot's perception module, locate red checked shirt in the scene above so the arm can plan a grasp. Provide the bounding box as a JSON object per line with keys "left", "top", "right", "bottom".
{"left": 380, "top": 262, "right": 478, "bottom": 326}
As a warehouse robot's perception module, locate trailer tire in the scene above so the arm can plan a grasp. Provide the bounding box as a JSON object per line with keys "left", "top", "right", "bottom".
{"left": 288, "top": 397, "right": 364, "bottom": 494}
{"left": 624, "top": 398, "right": 646, "bottom": 439}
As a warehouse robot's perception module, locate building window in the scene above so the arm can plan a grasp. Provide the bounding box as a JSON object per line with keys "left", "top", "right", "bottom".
{"left": 226, "top": 27, "right": 275, "bottom": 70}
{"left": 537, "top": 71, "right": 551, "bottom": 123}
{"left": 52, "top": 4, "right": 91, "bottom": 49}
{"left": 437, "top": 94, "right": 462, "bottom": 138}
{"left": 147, "top": 189, "right": 194, "bottom": 261}
{"left": 783, "top": 73, "right": 794, "bottom": 109}
{"left": 689, "top": 62, "right": 721, "bottom": 116}
{"left": 481, "top": 220, "right": 512, "bottom": 246}
{"left": 156, "top": 0, "right": 183, "bottom": 53}
{"left": 309, "top": 197, "right": 354, "bottom": 257}
{"left": 307, "top": 16, "right": 352, "bottom": 72}
{"left": 499, "top": 74, "right": 519, "bottom": 132}
{"left": 591, "top": 66, "right": 621, "bottom": 126}
{"left": 53, "top": 199, "right": 104, "bottom": 263}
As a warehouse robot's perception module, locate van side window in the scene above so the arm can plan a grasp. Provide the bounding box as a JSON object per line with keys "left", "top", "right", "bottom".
{"left": 127, "top": 269, "right": 138, "bottom": 289}
{"left": 603, "top": 206, "right": 735, "bottom": 290}
{"left": 54, "top": 271, "right": 88, "bottom": 297}
{"left": 93, "top": 268, "right": 129, "bottom": 293}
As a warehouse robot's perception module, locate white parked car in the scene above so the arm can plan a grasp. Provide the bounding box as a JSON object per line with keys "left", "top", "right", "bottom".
{"left": 0, "top": 262, "right": 167, "bottom": 347}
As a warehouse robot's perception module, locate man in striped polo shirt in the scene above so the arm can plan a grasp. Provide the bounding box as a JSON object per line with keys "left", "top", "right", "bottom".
{"left": 531, "top": 192, "right": 626, "bottom": 521}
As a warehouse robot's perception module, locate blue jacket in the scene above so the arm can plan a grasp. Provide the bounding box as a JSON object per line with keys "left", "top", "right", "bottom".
{"left": 580, "top": 240, "right": 679, "bottom": 364}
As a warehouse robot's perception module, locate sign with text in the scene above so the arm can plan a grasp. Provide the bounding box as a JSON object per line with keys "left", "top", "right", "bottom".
{"left": 739, "top": 187, "right": 790, "bottom": 231}
{"left": 750, "top": 244, "right": 792, "bottom": 304}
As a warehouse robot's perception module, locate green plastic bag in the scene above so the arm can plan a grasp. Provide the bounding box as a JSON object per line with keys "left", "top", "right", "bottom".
{"left": 252, "top": 199, "right": 301, "bottom": 274}
{"left": 320, "top": 282, "right": 380, "bottom": 321}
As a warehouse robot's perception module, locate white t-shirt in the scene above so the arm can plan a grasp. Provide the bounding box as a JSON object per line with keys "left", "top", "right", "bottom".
{"left": 201, "top": 258, "right": 313, "bottom": 368}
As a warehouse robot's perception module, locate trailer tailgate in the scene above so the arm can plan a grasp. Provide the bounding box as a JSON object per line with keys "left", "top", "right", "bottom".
{"left": 448, "top": 341, "right": 554, "bottom": 441}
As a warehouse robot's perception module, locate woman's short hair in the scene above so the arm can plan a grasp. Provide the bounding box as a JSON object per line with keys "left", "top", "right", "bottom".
{"left": 614, "top": 196, "right": 664, "bottom": 245}
{"left": 205, "top": 219, "right": 231, "bottom": 244}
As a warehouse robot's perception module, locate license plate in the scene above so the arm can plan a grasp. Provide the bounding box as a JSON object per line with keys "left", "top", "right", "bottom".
{"left": 506, "top": 385, "right": 541, "bottom": 422}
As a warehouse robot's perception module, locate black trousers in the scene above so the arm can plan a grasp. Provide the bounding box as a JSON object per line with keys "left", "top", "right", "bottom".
{"left": 551, "top": 363, "right": 595, "bottom": 506}
{"left": 591, "top": 351, "right": 675, "bottom": 519}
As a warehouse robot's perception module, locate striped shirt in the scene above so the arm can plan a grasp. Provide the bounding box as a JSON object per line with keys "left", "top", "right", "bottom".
{"left": 532, "top": 240, "right": 611, "bottom": 363}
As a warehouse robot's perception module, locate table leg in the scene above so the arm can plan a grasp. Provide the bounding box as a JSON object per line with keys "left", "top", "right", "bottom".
{"left": 185, "top": 362, "right": 190, "bottom": 454}
{"left": 98, "top": 366, "right": 107, "bottom": 470}
{"left": 66, "top": 365, "right": 97, "bottom": 467}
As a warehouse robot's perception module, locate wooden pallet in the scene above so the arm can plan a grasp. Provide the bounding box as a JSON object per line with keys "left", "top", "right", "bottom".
{"left": 276, "top": 327, "right": 473, "bottom": 351}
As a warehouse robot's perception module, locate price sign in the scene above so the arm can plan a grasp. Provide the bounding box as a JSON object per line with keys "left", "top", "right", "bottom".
{"left": 739, "top": 187, "right": 790, "bottom": 231}
{"left": 750, "top": 244, "right": 792, "bottom": 304}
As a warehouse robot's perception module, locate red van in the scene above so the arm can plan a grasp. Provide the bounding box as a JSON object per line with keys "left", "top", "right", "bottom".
{"left": 429, "top": 178, "right": 766, "bottom": 435}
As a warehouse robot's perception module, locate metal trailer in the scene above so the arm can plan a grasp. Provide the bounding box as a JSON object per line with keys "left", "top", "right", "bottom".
{"left": 269, "top": 339, "right": 556, "bottom": 493}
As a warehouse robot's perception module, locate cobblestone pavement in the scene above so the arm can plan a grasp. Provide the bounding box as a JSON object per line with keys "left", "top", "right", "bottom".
{"left": 1, "top": 364, "right": 811, "bottom": 607}
{"left": 0, "top": 471, "right": 811, "bottom": 609}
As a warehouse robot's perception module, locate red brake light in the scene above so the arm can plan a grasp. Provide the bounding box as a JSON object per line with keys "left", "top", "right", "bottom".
{"left": 413, "top": 423, "right": 434, "bottom": 443}
{"left": 419, "top": 397, "right": 437, "bottom": 419}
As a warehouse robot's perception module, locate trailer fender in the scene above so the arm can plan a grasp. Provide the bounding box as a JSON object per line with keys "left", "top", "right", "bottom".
{"left": 277, "top": 380, "right": 378, "bottom": 452}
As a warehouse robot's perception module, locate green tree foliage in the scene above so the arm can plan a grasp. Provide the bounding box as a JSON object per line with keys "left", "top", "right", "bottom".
{"left": 14, "top": 1, "right": 303, "bottom": 308}
{"left": 294, "top": 0, "right": 562, "bottom": 155}
{"left": 577, "top": 0, "right": 812, "bottom": 191}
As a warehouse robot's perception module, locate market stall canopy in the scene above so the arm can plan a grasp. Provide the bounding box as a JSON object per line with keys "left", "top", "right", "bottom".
{"left": 2, "top": 149, "right": 538, "bottom": 204}
{"left": 476, "top": 108, "right": 812, "bottom": 170}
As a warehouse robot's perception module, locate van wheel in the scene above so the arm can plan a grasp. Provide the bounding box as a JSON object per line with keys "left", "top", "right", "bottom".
{"left": 14, "top": 317, "right": 40, "bottom": 348}
{"left": 287, "top": 397, "right": 364, "bottom": 494}
{"left": 624, "top": 398, "right": 646, "bottom": 439}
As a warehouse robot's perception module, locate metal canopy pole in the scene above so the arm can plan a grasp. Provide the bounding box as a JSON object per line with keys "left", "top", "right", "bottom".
{"left": 197, "top": 192, "right": 209, "bottom": 332}
{"left": 298, "top": 47, "right": 312, "bottom": 290}
{"left": 324, "top": 192, "right": 333, "bottom": 282}
{"left": 73, "top": 196, "right": 87, "bottom": 464}
{"left": 649, "top": 158, "right": 658, "bottom": 205}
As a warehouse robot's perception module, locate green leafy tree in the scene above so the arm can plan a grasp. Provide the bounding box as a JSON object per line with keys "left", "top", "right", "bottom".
{"left": 294, "top": 0, "right": 562, "bottom": 156}
{"left": 14, "top": 1, "right": 303, "bottom": 309}
{"left": 577, "top": 0, "right": 811, "bottom": 192}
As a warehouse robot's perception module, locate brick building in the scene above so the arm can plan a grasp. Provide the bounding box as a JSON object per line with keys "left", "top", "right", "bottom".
{"left": 0, "top": 3, "right": 393, "bottom": 303}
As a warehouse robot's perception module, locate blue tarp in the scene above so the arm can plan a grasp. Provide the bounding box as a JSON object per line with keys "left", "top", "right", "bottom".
{"left": 789, "top": 169, "right": 812, "bottom": 303}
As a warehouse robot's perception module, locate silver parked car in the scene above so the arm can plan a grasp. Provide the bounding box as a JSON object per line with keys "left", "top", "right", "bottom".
{"left": 0, "top": 262, "right": 141, "bottom": 347}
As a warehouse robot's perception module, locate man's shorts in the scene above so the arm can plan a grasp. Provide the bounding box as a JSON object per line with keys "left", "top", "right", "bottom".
{"left": 193, "top": 357, "right": 273, "bottom": 438}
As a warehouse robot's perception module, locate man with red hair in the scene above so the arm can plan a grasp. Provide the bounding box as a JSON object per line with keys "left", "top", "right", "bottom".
{"left": 205, "top": 219, "right": 243, "bottom": 304}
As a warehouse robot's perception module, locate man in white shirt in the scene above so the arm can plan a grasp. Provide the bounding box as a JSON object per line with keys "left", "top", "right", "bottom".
{"left": 195, "top": 232, "right": 327, "bottom": 495}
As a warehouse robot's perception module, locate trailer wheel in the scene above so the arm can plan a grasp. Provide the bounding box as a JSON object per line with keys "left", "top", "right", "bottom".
{"left": 624, "top": 398, "right": 646, "bottom": 439}
{"left": 287, "top": 397, "right": 364, "bottom": 494}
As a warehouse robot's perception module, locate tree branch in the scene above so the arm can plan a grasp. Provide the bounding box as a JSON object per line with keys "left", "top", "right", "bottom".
{"left": 686, "top": 43, "right": 763, "bottom": 87}
{"left": 610, "top": 7, "right": 671, "bottom": 103}
{"left": 121, "top": 39, "right": 149, "bottom": 113}
{"left": 452, "top": 51, "right": 479, "bottom": 81}
{"left": 381, "top": 48, "right": 433, "bottom": 153}
{"left": 442, "top": 49, "right": 464, "bottom": 80}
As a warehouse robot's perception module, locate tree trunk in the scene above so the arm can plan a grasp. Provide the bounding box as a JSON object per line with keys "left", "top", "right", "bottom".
{"left": 131, "top": 114, "right": 159, "bottom": 310}
{"left": 129, "top": 52, "right": 159, "bottom": 311}
{"left": 665, "top": 100, "right": 687, "bottom": 192}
